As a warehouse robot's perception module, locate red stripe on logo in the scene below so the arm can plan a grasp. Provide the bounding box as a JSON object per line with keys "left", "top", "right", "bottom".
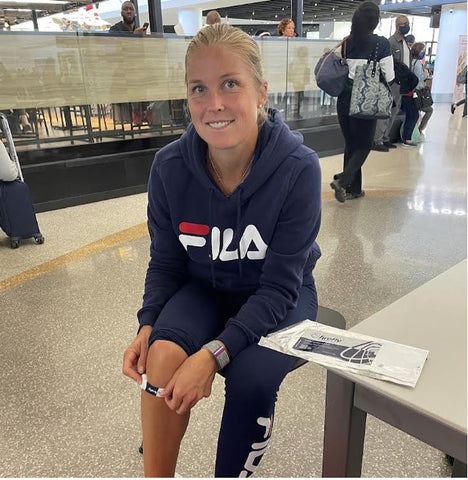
{"left": 179, "top": 222, "right": 210, "bottom": 235}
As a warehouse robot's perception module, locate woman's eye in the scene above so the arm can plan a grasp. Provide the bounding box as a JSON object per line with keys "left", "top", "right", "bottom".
{"left": 192, "top": 85, "right": 205, "bottom": 94}
{"left": 225, "top": 80, "right": 237, "bottom": 89}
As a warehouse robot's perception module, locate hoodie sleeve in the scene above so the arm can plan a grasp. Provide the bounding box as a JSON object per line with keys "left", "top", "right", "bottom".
{"left": 137, "top": 159, "right": 189, "bottom": 329}
{"left": 217, "top": 152, "right": 322, "bottom": 358}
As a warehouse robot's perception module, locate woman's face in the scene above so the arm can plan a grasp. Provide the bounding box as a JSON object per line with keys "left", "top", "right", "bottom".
{"left": 186, "top": 44, "right": 267, "bottom": 156}
{"left": 282, "top": 21, "right": 296, "bottom": 37}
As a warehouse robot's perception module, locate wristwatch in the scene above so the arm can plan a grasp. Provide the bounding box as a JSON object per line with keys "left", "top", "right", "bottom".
{"left": 202, "top": 340, "right": 230, "bottom": 371}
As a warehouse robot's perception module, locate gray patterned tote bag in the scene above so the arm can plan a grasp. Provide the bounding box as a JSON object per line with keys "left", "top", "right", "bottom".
{"left": 349, "top": 41, "right": 392, "bottom": 120}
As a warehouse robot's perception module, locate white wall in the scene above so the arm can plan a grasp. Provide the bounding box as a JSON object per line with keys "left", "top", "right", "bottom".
{"left": 431, "top": 5, "right": 467, "bottom": 102}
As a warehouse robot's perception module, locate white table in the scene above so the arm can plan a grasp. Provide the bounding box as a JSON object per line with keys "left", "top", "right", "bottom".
{"left": 322, "top": 260, "right": 467, "bottom": 477}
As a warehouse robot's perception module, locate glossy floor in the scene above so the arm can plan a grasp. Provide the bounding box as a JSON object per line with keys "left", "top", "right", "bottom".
{"left": 0, "top": 104, "right": 466, "bottom": 477}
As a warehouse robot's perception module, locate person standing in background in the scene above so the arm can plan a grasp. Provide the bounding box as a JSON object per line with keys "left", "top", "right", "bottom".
{"left": 109, "top": 1, "right": 148, "bottom": 34}
{"left": 204, "top": 10, "right": 222, "bottom": 26}
{"left": 451, "top": 65, "right": 467, "bottom": 117}
{"left": 410, "top": 42, "right": 433, "bottom": 135}
{"left": 330, "top": 1, "right": 394, "bottom": 202}
{"left": 372, "top": 15, "right": 411, "bottom": 152}
{"left": 405, "top": 34, "right": 415, "bottom": 50}
{"left": 277, "top": 17, "right": 296, "bottom": 37}
{"left": 276, "top": 18, "right": 296, "bottom": 111}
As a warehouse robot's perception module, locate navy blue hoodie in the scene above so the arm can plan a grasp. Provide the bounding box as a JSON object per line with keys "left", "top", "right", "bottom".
{"left": 138, "top": 111, "right": 322, "bottom": 358}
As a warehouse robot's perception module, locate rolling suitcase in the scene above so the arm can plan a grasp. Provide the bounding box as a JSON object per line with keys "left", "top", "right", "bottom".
{"left": 0, "top": 113, "right": 44, "bottom": 249}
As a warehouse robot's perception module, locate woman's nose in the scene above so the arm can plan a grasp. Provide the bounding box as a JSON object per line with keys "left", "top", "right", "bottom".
{"left": 207, "top": 91, "right": 224, "bottom": 111}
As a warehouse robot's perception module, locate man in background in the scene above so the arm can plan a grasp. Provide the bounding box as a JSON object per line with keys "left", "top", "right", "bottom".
{"left": 109, "top": 1, "right": 148, "bottom": 34}
{"left": 373, "top": 15, "right": 411, "bottom": 152}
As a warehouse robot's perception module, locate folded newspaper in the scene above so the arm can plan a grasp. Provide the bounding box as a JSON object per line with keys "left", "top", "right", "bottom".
{"left": 258, "top": 320, "right": 429, "bottom": 388}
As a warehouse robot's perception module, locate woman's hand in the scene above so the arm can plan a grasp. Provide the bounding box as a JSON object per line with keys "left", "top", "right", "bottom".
{"left": 122, "top": 325, "right": 152, "bottom": 384}
{"left": 162, "top": 349, "right": 218, "bottom": 415}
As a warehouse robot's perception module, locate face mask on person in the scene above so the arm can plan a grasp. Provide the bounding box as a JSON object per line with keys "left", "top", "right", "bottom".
{"left": 399, "top": 24, "right": 410, "bottom": 35}
{"left": 418, "top": 51, "right": 425, "bottom": 60}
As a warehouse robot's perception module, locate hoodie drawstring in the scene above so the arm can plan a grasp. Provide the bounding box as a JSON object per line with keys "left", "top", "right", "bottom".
{"left": 236, "top": 190, "right": 243, "bottom": 279}
{"left": 208, "top": 188, "right": 217, "bottom": 288}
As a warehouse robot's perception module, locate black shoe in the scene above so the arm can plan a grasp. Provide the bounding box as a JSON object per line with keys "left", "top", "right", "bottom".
{"left": 451, "top": 104, "right": 456, "bottom": 114}
{"left": 383, "top": 141, "right": 397, "bottom": 149}
{"left": 372, "top": 143, "right": 389, "bottom": 152}
{"left": 346, "top": 190, "right": 365, "bottom": 200}
{"left": 330, "top": 179, "right": 346, "bottom": 203}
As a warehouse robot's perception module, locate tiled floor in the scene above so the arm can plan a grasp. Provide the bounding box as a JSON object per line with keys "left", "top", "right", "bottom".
{"left": 0, "top": 104, "right": 466, "bottom": 477}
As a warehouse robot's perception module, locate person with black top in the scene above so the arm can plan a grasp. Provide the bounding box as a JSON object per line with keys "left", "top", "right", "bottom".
{"left": 373, "top": 15, "right": 411, "bottom": 152}
{"left": 410, "top": 42, "right": 433, "bottom": 135}
{"left": 109, "top": 1, "right": 148, "bottom": 34}
{"left": 330, "top": 1, "right": 394, "bottom": 203}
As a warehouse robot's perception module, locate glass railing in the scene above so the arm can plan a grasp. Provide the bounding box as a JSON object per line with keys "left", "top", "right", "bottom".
{"left": 0, "top": 31, "right": 338, "bottom": 152}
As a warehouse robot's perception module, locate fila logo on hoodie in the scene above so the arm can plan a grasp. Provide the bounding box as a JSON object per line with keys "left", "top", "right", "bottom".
{"left": 178, "top": 222, "right": 268, "bottom": 261}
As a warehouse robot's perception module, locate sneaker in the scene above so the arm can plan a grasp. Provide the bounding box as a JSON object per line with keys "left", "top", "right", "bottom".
{"left": 383, "top": 141, "right": 397, "bottom": 149}
{"left": 401, "top": 141, "right": 417, "bottom": 147}
{"left": 371, "top": 143, "right": 389, "bottom": 152}
{"left": 451, "top": 104, "right": 456, "bottom": 114}
{"left": 346, "top": 190, "right": 365, "bottom": 200}
{"left": 330, "top": 179, "right": 346, "bottom": 203}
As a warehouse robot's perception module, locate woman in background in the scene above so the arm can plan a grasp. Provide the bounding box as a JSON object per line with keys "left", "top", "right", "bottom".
{"left": 277, "top": 17, "right": 296, "bottom": 37}
{"left": 330, "top": 1, "right": 394, "bottom": 203}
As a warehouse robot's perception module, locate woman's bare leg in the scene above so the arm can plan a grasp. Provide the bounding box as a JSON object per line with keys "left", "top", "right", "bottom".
{"left": 142, "top": 340, "right": 189, "bottom": 477}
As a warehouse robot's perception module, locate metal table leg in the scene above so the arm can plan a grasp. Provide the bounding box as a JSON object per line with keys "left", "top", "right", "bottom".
{"left": 322, "top": 371, "right": 367, "bottom": 477}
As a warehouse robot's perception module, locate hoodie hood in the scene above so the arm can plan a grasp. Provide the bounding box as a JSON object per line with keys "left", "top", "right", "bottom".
{"left": 178, "top": 109, "right": 304, "bottom": 202}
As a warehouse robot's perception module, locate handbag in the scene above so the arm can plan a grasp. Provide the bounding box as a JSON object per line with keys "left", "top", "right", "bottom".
{"left": 314, "top": 39, "right": 349, "bottom": 97}
{"left": 414, "top": 87, "right": 433, "bottom": 110}
{"left": 349, "top": 41, "right": 393, "bottom": 120}
{"left": 457, "top": 66, "right": 467, "bottom": 84}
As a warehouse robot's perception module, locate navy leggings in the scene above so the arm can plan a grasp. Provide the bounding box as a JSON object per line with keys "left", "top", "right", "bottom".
{"left": 148, "top": 280, "right": 318, "bottom": 477}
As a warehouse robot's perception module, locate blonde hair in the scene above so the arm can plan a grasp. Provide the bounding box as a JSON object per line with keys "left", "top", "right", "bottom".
{"left": 185, "top": 24, "right": 267, "bottom": 127}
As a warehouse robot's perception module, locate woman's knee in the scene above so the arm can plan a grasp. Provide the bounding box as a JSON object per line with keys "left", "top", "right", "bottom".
{"left": 146, "top": 340, "right": 188, "bottom": 385}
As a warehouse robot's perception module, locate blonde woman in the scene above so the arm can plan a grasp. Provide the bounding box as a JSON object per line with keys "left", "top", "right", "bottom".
{"left": 123, "top": 24, "right": 322, "bottom": 477}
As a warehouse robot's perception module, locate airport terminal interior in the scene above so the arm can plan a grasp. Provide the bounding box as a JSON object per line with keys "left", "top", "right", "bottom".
{"left": 0, "top": 0, "right": 467, "bottom": 476}
{"left": 0, "top": 103, "right": 466, "bottom": 477}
